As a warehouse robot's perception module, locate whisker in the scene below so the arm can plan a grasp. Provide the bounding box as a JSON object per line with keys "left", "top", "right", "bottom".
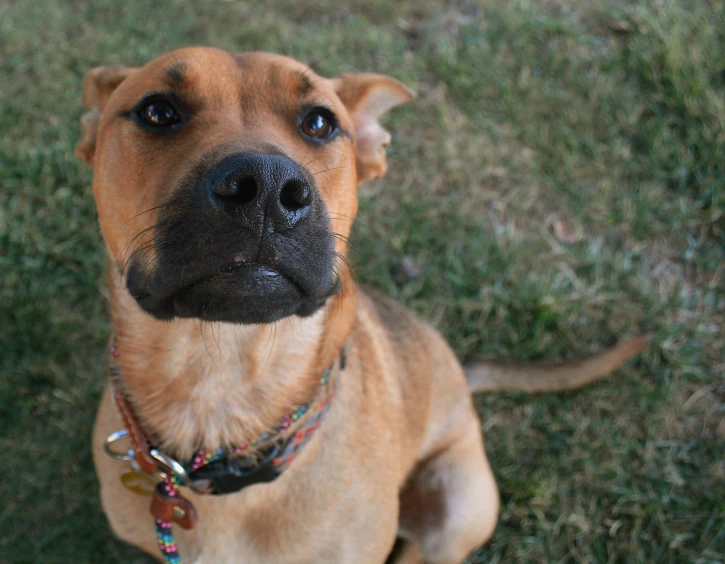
{"left": 298, "top": 149, "right": 310, "bottom": 168}
{"left": 210, "top": 321, "right": 222, "bottom": 356}
{"left": 332, "top": 232, "right": 360, "bottom": 252}
{"left": 302, "top": 154, "right": 327, "bottom": 169}
{"left": 199, "top": 313, "right": 218, "bottom": 369}
{"left": 328, "top": 211, "right": 366, "bottom": 227}
{"left": 121, "top": 237, "right": 169, "bottom": 274}
{"left": 262, "top": 322, "right": 277, "bottom": 371}
{"left": 123, "top": 202, "right": 171, "bottom": 225}
{"left": 117, "top": 223, "right": 162, "bottom": 268}
{"left": 122, "top": 235, "right": 175, "bottom": 277}
{"left": 313, "top": 166, "right": 347, "bottom": 176}
{"left": 334, "top": 251, "right": 355, "bottom": 282}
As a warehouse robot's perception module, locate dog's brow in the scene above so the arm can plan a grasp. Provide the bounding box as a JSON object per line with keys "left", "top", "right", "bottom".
{"left": 297, "top": 72, "right": 314, "bottom": 96}
{"left": 165, "top": 63, "right": 188, "bottom": 86}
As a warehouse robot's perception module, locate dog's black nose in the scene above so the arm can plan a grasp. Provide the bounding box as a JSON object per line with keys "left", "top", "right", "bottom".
{"left": 207, "top": 152, "right": 313, "bottom": 232}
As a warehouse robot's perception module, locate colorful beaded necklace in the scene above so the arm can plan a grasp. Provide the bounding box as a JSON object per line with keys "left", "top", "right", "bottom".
{"left": 107, "top": 342, "right": 342, "bottom": 564}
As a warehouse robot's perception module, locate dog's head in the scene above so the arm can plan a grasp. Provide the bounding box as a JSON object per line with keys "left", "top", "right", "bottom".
{"left": 77, "top": 47, "right": 413, "bottom": 324}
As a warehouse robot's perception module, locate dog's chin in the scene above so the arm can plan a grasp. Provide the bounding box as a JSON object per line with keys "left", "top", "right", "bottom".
{"left": 133, "top": 265, "right": 333, "bottom": 324}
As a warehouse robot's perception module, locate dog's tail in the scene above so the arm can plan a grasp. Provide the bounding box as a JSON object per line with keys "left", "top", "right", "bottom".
{"left": 465, "top": 335, "right": 651, "bottom": 393}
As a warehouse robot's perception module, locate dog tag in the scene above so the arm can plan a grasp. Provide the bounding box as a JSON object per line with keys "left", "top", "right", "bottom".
{"left": 121, "top": 469, "right": 158, "bottom": 496}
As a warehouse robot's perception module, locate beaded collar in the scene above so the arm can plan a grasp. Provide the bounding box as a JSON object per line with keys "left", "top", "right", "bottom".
{"left": 104, "top": 340, "right": 343, "bottom": 564}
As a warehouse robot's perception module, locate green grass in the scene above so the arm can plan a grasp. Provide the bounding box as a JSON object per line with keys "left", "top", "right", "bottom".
{"left": 1, "top": 0, "right": 723, "bottom": 562}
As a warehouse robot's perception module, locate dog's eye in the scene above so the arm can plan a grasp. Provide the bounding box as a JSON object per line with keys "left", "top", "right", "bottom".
{"left": 138, "top": 100, "right": 180, "bottom": 128}
{"left": 300, "top": 109, "right": 336, "bottom": 140}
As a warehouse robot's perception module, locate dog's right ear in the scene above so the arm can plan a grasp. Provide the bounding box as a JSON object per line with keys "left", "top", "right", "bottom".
{"left": 75, "top": 65, "right": 134, "bottom": 166}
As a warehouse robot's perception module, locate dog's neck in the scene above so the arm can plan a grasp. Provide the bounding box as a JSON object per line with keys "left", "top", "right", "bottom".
{"left": 107, "top": 268, "right": 355, "bottom": 461}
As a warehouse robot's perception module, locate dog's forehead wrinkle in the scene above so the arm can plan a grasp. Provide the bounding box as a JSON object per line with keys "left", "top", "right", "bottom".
{"left": 297, "top": 71, "right": 315, "bottom": 96}
{"left": 234, "top": 52, "right": 326, "bottom": 96}
{"left": 145, "top": 51, "right": 242, "bottom": 105}
{"left": 165, "top": 62, "right": 187, "bottom": 86}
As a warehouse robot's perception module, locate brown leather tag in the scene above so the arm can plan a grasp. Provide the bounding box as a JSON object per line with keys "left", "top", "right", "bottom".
{"left": 151, "top": 485, "right": 198, "bottom": 530}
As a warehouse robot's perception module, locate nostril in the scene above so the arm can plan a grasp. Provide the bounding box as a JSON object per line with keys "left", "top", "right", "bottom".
{"left": 233, "top": 177, "right": 259, "bottom": 205}
{"left": 279, "top": 180, "right": 311, "bottom": 212}
{"left": 215, "top": 175, "right": 258, "bottom": 204}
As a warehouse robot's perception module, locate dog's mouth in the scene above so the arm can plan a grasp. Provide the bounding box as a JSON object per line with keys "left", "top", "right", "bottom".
{"left": 128, "top": 260, "right": 340, "bottom": 324}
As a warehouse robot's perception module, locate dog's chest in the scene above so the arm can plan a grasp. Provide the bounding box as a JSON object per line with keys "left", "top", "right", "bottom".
{"left": 173, "top": 470, "right": 398, "bottom": 564}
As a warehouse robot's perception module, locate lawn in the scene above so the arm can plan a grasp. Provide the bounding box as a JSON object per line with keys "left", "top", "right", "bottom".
{"left": 1, "top": 0, "right": 723, "bottom": 562}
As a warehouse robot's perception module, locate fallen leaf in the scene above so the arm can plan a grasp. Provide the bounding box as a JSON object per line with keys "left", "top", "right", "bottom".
{"left": 609, "top": 19, "right": 631, "bottom": 34}
{"left": 553, "top": 215, "right": 582, "bottom": 244}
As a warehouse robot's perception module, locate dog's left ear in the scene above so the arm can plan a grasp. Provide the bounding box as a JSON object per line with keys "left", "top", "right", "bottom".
{"left": 332, "top": 73, "right": 415, "bottom": 183}
{"left": 76, "top": 64, "right": 135, "bottom": 166}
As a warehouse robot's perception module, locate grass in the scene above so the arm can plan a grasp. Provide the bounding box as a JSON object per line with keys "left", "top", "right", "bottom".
{"left": 1, "top": 0, "right": 723, "bottom": 562}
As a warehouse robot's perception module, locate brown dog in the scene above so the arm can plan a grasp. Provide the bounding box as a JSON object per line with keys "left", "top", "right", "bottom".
{"left": 77, "top": 47, "right": 648, "bottom": 563}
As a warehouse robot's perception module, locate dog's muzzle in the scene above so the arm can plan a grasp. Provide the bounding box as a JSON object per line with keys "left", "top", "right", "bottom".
{"left": 124, "top": 150, "right": 338, "bottom": 324}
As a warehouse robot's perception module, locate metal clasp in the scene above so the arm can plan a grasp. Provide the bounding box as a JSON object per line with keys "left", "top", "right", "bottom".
{"left": 104, "top": 429, "right": 135, "bottom": 460}
{"left": 150, "top": 449, "right": 190, "bottom": 485}
{"left": 104, "top": 429, "right": 189, "bottom": 485}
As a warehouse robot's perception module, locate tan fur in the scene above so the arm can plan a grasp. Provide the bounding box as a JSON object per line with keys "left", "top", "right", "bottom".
{"left": 81, "top": 47, "right": 646, "bottom": 563}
